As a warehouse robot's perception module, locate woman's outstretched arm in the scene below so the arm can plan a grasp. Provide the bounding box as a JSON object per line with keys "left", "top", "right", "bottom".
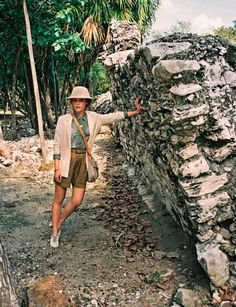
{"left": 98, "top": 96, "right": 141, "bottom": 125}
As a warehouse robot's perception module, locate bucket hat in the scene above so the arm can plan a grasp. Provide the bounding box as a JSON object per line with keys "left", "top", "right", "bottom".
{"left": 67, "top": 86, "right": 93, "bottom": 100}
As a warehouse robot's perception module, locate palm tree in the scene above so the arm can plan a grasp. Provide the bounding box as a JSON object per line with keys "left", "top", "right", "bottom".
{"left": 78, "top": 0, "right": 159, "bottom": 85}
{"left": 81, "top": 0, "right": 159, "bottom": 45}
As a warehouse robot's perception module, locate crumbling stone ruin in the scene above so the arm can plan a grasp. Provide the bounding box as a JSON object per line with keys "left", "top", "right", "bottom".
{"left": 102, "top": 21, "right": 236, "bottom": 290}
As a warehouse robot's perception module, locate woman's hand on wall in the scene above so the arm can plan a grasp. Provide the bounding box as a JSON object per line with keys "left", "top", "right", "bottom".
{"left": 135, "top": 97, "right": 141, "bottom": 114}
{"left": 127, "top": 97, "right": 141, "bottom": 118}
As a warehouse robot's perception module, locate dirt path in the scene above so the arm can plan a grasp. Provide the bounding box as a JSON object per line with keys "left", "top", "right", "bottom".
{"left": 0, "top": 129, "right": 211, "bottom": 306}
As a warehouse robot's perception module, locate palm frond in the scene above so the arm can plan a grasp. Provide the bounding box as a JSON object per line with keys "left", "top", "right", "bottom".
{"left": 81, "top": 16, "right": 105, "bottom": 45}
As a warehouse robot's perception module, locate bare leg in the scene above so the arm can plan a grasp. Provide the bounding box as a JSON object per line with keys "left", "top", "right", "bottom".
{"left": 58, "top": 187, "right": 85, "bottom": 228}
{"left": 51, "top": 184, "right": 67, "bottom": 236}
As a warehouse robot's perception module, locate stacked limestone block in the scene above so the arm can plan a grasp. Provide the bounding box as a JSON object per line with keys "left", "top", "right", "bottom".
{"left": 104, "top": 30, "right": 236, "bottom": 289}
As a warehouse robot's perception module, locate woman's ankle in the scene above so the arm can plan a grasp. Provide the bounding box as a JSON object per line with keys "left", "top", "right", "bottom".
{"left": 58, "top": 217, "right": 64, "bottom": 229}
{"left": 51, "top": 230, "right": 59, "bottom": 236}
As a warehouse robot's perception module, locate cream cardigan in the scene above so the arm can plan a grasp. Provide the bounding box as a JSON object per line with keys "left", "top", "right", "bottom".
{"left": 53, "top": 111, "right": 125, "bottom": 178}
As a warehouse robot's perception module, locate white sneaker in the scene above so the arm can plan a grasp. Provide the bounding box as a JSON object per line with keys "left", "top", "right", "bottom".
{"left": 50, "top": 230, "right": 61, "bottom": 248}
{"left": 50, "top": 235, "right": 59, "bottom": 248}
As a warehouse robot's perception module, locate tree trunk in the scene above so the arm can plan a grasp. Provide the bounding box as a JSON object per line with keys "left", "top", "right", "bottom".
{"left": 45, "top": 87, "right": 54, "bottom": 128}
{"left": 0, "top": 238, "right": 19, "bottom": 307}
{"left": 60, "top": 72, "right": 71, "bottom": 115}
{"left": 23, "top": 0, "right": 48, "bottom": 163}
{"left": 0, "top": 123, "right": 3, "bottom": 140}
{"left": 51, "top": 57, "right": 58, "bottom": 122}
{"left": 0, "top": 122, "right": 10, "bottom": 157}
{"left": 24, "top": 63, "right": 37, "bottom": 130}
{"left": 78, "top": 48, "right": 101, "bottom": 89}
{"left": 41, "top": 50, "right": 54, "bottom": 129}
{"left": 10, "top": 42, "right": 22, "bottom": 134}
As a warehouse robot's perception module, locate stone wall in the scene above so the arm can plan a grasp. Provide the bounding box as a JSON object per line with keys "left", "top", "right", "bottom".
{"left": 102, "top": 24, "right": 236, "bottom": 289}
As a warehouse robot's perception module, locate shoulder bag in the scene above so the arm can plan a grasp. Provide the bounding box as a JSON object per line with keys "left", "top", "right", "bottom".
{"left": 71, "top": 113, "right": 99, "bottom": 182}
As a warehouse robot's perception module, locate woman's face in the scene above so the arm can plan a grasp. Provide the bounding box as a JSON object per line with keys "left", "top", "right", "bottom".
{"left": 71, "top": 98, "right": 88, "bottom": 114}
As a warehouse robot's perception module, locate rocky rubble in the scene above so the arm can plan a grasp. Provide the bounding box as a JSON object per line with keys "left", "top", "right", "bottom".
{"left": 102, "top": 23, "right": 236, "bottom": 298}
{"left": 92, "top": 91, "right": 113, "bottom": 114}
{"left": 0, "top": 136, "right": 54, "bottom": 187}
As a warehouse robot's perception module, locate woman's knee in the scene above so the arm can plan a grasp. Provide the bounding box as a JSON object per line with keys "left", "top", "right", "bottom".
{"left": 53, "top": 185, "right": 66, "bottom": 204}
{"left": 71, "top": 187, "right": 85, "bottom": 208}
{"left": 53, "top": 193, "right": 66, "bottom": 205}
{"left": 71, "top": 199, "right": 82, "bottom": 208}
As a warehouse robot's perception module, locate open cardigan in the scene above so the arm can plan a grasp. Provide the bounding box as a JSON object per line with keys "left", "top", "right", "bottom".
{"left": 53, "top": 111, "right": 125, "bottom": 178}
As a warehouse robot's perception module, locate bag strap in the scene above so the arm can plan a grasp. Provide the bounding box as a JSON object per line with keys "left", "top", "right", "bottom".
{"left": 71, "top": 113, "right": 92, "bottom": 159}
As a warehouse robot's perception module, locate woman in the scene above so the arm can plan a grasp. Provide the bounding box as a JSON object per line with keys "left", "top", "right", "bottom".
{"left": 50, "top": 86, "right": 141, "bottom": 248}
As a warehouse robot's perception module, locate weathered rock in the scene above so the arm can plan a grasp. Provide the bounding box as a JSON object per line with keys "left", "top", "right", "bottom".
{"left": 206, "top": 117, "right": 235, "bottom": 142}
{"left": 109, "top": 21, "right": 141, "bottom": 52}
{"left": 100, "top": 21, "right": 141, "bottom": 62}
{"left": 205, "top": 143, "right": 236, "bottom": 162}
{"left": 104, "top": 50, "right": 134, "bottom": 67}
{"left": 195, "top": 192, "right": 231, "bottom": 223}
{"left": 172, "top": 105, "right": 209, "bottom": 122}
{"left": 140, "top": 42, "right": 192, "bottom": 62}
{"left": 101, "top": 28, "right": 236, "bottom": 291}
{"left": 196, "top": 243, "right": 229, "bottom": 286}
{"left": 152, "top": 60, "right": 200, "bottom": 80}
{"left": 170, "top": 84, "right": 202, "bottom": 96}
{"left": 179, "top": 156, "right": 209, "bottom": 178}
{"left": 220, "top": 301, "right": 234, "bottom": 307}
{"left": 224, "top": 71, "right": 236, "bottom": 87}
{"left": 178, "top": 144, "right": 199, "bottom": 160}
{"left": 2, "top": 159, "right": 14, "bottom": 167}
{"left": 204, "top": 62, "right": 224, "bottom": 87}
{"left": 173, "top": 288, "right": 201, "bottom": 307}
{"left": 179, "top": 174, "right": 228, "bottom": 198}
{"left": 92, "top": 91, "right": 113, "bottom": 114}
{"left": 196, "top": 230, "right": 215, "bottom": 242}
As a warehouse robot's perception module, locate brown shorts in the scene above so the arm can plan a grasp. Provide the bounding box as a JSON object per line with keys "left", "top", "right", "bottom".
{"left": 55, "top": 149, "right": 88, "bottom": 189}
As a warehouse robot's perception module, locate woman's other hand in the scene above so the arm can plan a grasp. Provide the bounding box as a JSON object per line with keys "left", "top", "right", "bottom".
{"left": 54, "top": 169, "right": 62, "bottom": 182}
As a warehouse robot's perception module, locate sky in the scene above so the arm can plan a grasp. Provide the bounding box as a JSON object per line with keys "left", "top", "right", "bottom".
{"left": 151, "top": 0, "right": 236, "bottom": 34}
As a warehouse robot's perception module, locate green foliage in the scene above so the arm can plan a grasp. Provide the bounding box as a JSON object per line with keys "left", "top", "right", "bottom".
{"left": 89, "top": 61, "right": 111, "bottom": 95}
{"left": 133, "top": 0, "right": 159, "bottom": 33}
{"left": 0, "top": 2, "right": 24, "bottom": 84}
{"left": 53, "top": 34, "right": 87, "bottom": 54}
{"left": 0, "top": 0, "right": 159, "bottom": 126}
{"left": 214, "top": 22, "right": 236, "bottom": 44}
{"left": 201, "top": 294, "right": 212, "bottom": 305}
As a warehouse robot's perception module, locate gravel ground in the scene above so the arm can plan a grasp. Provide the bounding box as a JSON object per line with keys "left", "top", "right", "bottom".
{"left": 0, "top": 128, "right": 211, "bottom": 306}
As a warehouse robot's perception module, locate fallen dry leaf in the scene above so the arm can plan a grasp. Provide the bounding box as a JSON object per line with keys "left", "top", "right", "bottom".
{"left": 221, "top": 294, "right": 233, "bottom": 301}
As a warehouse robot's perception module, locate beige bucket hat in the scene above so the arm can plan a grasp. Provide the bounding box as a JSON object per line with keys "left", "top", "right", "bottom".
{"left": 67, "top": 86, "right": 93, "bottom": 100}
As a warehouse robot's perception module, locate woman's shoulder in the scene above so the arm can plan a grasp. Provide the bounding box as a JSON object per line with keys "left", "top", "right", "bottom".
{"left": 58, "top": 114, "right": 72, "bottom": 121}
{"left": 86, "top": 111, "right": 99, "bottom": 118}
